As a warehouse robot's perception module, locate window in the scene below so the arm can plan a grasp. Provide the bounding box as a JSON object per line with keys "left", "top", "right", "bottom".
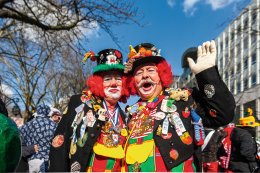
{"left": 251, "top": 33, "right": 256, "bottom": 44}
{"left": 244, "top": 100, "right": 256, "bottom": 116}
{"left": 244, "top": 58, "right": 248, "bottom": 70}
{"left": 220, "top": 42, "right": 223, "bottom": 52}
{"left": 237, "top": 62, "right": 241, "bottom": 72}
{"left": 252, "top": 11, "right": 257, "bottom": 24}
{"left": 244, "top": 18, "right": 248, "bottom": 29}
{"left": 230, "top": 85, "right": 234, "bottom": 93}
{"left": 230, "top": 68, "right": 234, "bottom": 77}
{"left": 244, "top": 38, "right": 248, "bottom": 49}
{"left": 225, "top": 37, "right": 229, "bottom": 46}
{"left": 252, "top": 74, "right": 256, "bottom": 86}
{"left": 237, "top": 43, "right": 241, "bottom": 55}
{"left": 251, "top": 53, "right": 256, "bottom": 65}
{"left": 237, "top": 82, "right": 241, "bottom": 93}
{"left": 244, "top": 79, "right": 248, "bottom": 90}
{"left": 231, "top": 32, "right": 235, "bottom": 42}
{"left": 234, "top": 106, "right": 240, "bottom": 124}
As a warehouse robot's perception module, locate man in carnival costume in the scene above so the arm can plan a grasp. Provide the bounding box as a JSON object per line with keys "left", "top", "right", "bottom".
{"left": 123, "top": 41, "right": 235, "bottom": 172}
{"left": 49, "top": 49, "right": 130, "bottom": 172}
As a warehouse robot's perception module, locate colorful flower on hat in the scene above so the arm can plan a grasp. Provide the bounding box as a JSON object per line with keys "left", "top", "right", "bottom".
{"left": 93, "top": 105, "right": 101, "bottom": 112}
{"left": 114, "top": 50, "right": 122, "bottom": 59}
{"left": 82, "top": 51, "right": 96, "bottom": 64}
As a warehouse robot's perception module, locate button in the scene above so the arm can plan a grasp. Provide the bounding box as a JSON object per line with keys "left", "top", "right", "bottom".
{"left": 170, "top": 141, "right": 174, "bottom": 146}
{"left": 168, "top": 160, "right": 173, "bottom": 164}
{"left": 90, "top": 133, "right": 95, "bottom": 138}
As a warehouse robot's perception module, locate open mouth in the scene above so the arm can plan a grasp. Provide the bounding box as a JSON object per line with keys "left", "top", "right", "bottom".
{"left": 141, "top": 82, "right": 155, "bottom": 93}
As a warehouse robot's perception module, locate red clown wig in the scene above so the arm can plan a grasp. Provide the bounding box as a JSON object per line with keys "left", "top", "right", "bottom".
{"left": 127, "top": 60, "right": 173, "bottom": 95}
{"left": 86, "top": 72, "right": 130, "bottom": 103}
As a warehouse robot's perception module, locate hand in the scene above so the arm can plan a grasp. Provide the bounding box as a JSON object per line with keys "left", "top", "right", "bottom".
{"left": 34, "top": 144, "right": 39, "bottom": 153}
{"left": 187, "top": 40, "right": 216, "bottom": 74}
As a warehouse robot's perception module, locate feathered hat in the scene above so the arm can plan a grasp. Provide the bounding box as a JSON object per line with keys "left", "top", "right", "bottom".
{"left": 124, "top": 43, "right": 165, "bottom": 74}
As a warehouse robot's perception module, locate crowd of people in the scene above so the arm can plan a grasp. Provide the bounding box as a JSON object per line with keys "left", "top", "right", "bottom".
{"left": 0, "top": 40, "right": 259, "bottom": 172}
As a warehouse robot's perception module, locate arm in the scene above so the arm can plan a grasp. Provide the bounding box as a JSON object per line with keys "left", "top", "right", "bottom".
{"left": 188, "top": 41, "right": 235, "bottom": 127}
{"left": 49, "top": 95, "right": 79, "bottom": 172}
{"left": 22, "top": 145, "right": 37, "bottom": 157}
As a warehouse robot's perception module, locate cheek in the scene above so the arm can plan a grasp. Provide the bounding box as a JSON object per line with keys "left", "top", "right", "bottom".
{"left": 150, "top": 74, "right": 160, "bottom": 83}
{"left": 134, "top": 76, "right": 142, "bottom": 85}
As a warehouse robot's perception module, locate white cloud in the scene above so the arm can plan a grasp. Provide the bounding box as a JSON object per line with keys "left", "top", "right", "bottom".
{"left": 205, "top": 0, "right": 237, "bottom": 10}
{"left": 183, "top": 0, "right": 239, "bottom": 15}
{"left": 183, "top": 0, "right": 200, "bottom": 15}
{"left": 167, "top": 0, "right": 176, "bottom": 8}
{"left": 1, "top": 84, "right": 13, "bottom": 96}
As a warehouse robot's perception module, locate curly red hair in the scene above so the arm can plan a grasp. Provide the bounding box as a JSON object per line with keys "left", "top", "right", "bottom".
{"left": 127, "top": 60, "right": 173, "bottom": 95}
{"left": 86, "top": 72, "right": 130, "bottom": 103}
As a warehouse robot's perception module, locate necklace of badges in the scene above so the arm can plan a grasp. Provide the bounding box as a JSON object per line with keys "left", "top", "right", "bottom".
{"left": 127, "top": 89, "right": 193, "bottom": 145}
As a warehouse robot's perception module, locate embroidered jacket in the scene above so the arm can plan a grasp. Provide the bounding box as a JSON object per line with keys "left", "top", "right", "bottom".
{"left": 49, "top": 94, "right": 128, "bottom": 172}
{"left": 126, "top": 66, "right": 236, "bottom": 171}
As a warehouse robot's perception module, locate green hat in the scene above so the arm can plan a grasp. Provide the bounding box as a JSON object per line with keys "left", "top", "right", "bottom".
{"left": 0, "top": 114, "right": 21, "bottom": 172}
{"left": 83, "top": 49, "right": 124, "bottom": 74}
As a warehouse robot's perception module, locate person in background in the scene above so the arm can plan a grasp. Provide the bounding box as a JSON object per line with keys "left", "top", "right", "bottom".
{"left": 123, "top": 41, "right": 235, "bottom": 172}
{"left": 0, "top": 97, "right": 21, "bottom": 172}
{"left": 49, "top": 49, "right": 130, "bottom": 172}
{"left": 49, "top": 107, "right": 62, "bottom": 123}
{"left": 19, "top": 103, "right": 57, "bottom": 172}
{"left": 219, "top": 108, "right": 260, "bottom": 173}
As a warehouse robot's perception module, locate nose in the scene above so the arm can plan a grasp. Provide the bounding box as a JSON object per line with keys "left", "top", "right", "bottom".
{"left": 142, "top": 70, "right": 149, "bottom": 78}
{"left": 110, "top": 78, "right": 117, "bottom": 86}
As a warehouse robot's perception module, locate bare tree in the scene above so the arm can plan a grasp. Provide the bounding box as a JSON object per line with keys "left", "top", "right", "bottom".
{"left": 0, "top": 0, "right": 140, "bottom": 45}
{"left": 0, "top": 27, "right": 60, "bottom": 120}
{"left": 46, "top": 44, "right": 95, "bottom": 111}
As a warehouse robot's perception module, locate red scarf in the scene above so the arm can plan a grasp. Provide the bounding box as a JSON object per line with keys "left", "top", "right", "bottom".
{"left": 219, "top": 126, "right": 234, "bottom": 169}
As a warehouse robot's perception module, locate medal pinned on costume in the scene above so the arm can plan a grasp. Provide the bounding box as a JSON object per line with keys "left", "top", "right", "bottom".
{"left": 168, "top": 112, "right": 186, "bottom": 136}
{"left": 162, "top": 118, "right": 169, "bottom": 135}
{"left": 160, "top": 99, "right": 177, "bottom": 113}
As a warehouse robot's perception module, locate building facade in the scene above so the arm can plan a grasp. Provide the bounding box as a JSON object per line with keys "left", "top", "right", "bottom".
{"left": 215, "top": 0, "right": 259, "bottom": 123}
{"left": 180, "top": 0, "right": 260, "bottom": 138}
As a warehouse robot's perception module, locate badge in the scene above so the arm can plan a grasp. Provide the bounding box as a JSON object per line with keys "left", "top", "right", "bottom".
{"left": 75, "top": 104, "right": 84, "bottom": 113}
{"left": 182, "top": 107, "right": 190, "bottom": 118}
{"left": 161, "top": 99, "right": 177, "bottom": 113}
{"left": 77, "top": 133, "right": 88, "bottom": 147}
{"left": 209, "top": 109, "right": 217, "bottom": 117}
{"left": 98, "top": 108, "right": 106, "bottom": 121}
{"left": 86, "top": 110, "right": 96, "bottom": 127}
{"left": 162, "top": 118, "right": 169, "bottom": 135}
{"left": 180, "top": 131, "right": 192, "bottom": 145}
{"left": 169, "top": 149, "right": 179, "bottom": 160}
{"left": 168, "top": 112, "right": 186, "bottom": 136}
{"left": 52, "top": 135, "right": 64, "bottom": 148}
{"left": 204, "top": 84, "right": 215, "bottom": 98}
{"left": 70, "top": 161, "right": 81, "bottom": 172}
{"left": 71, "top": 110, "right": 85, "bottom": 128}
{"left": 70, "top": 141, "right": 77, "bottom": 155}
{"left": 156, "top": 125, "right": 162, "bottom": 136}
{"left": 161, "top": 132, "right": 172, "bottom": 139}
{"left": 121, "top": 128, "right": 128, "bottom": 137}
{"left": 154, "top": 112, "right": 166, "bottom": 120}
{"left": 112, "top": 134, "right": 119, "bottom": 145}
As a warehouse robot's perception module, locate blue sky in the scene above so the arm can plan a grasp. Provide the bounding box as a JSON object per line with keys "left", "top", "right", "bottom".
{"left": 86, "top": 0, "right": 251, "bottom": 76}
{"left": 85, "top": 0, "right": 252, "bottom": 106}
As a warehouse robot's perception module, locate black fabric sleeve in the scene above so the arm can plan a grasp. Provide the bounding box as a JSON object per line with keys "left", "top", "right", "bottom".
{"left": 193, "top": 66, "right": 236, "bottom": 128}
{"left": 49, "top": 95, "right": 79, "bottom": 172}
{"left": 22, "top": 145, "right": 35, "bottom": 157}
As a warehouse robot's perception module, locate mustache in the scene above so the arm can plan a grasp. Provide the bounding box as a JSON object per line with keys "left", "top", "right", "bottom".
{"left": 137, "top": 79, "right": 157, "bottom": 88}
